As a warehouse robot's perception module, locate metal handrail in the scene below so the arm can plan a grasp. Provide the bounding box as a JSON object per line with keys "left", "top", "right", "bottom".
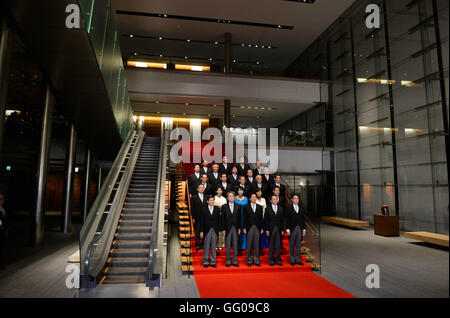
{"left": 81, "top": 130, "right": 145, "bottom": 281}
{"left": 146, "top": 126, "right": 169, "bottom": 287}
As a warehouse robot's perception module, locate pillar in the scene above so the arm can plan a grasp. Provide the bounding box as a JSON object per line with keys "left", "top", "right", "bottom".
{"left": 224, "top": 32, "right": 232, "bottom": 128}
{"left": 81, "top": 147, "right": 92, "bottom": 223}
{"left": 32, "top": 85, "right": 54, "bottom": 245}
{"left": 0, "top": 15, "right": 14, "bottom": 158}
{"left": 61, "top": 123, "right": 77, "bottom": 233}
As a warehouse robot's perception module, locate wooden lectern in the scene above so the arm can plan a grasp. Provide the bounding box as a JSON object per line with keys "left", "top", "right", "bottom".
{"left": 374, "top": 214, "right": 399, "bottom": 237}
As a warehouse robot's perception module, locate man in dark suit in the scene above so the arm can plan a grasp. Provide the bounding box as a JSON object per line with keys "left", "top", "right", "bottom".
{"left": 253, "top": 160, "right": 264, "bottom": 178}
{"left": 236, "top": 156, "right": 250, "bottom": 177}
{"left": 208, "top": 163, "right": 221, "bottom": 186}
{"left": 265, "top": 195, "right": 285, "bottom": 266}
{"left": 219, "top": 173, "right": 232, "bottom": 194}
{"left": 272, "top": 186, "right": 286, "bottom": 208}
{"left": 200, "top": 196, "right": 222, "bottom": 268}
{"left": 191, "top": 184, "right": 207, "bottom": 251}
{"left": 0, "top": 193, "right": 7, "bottom": 270}
{"left": 234, "top": 176, "right": 250, "bottom": 197}
{"left": 201, "top": 160, "right": 210, "bottom": 175}
{"left": 227, "top": 166, "right": 239, "bottom": 188}
{"left": 271, "top": 175, "right": 286, "bottom": 203}
{"left": 219, "top": 156, "right": 232, "bottom": 176}
{"left": 243, "top": 193, "right": 264, "bottom": 267}
{"left": 252, "top": 175, "right": 269, "bottom": 200}
{"left": 246, "top": 169, "right": 255, "bottom": 187}
{"left": 221, "top": 191, "right": 241, "bottom": 267}
{"left": 262, "top": 166, "right": 274, "bottom": 185}
{"left": 199, "top": 173, "right": 213, "bottom": 196}
{"left": 188, "top": 164, "right": 202, "bottom": 196}
{"left": 286, "top": 194, "right": 306, "bottom": 266}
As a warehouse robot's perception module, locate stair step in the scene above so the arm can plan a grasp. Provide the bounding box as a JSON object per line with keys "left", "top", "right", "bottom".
{"left": 121, "top": 213, "right": 153, "bottom": 219}
{"left": 123, "top": 208, "right": 153, "bottom": 213}
{"left": 124, "top": 202, "right": 154, "bottom": 208}
{"left": 105, "top": 267, "right": 148, "bottom": 276}
{"left": 116, "top": 233, "right": 152, "bottom": 240}
{"left": 118, "top": 226, "right": 152, "bottom": 233}
{"left": 107, "top": 257, "right": 148, "bottom": 267}
{"left": 102, "top": 275, "right": 146, "bottom": 284}
{"left": 110, "top": 248, "right": 149, "bottom": 257}
{"left": 113, "top": 241, "right": 151, "bottom": 249}
{"left": 119, "top": 220, "right": 152, "bottom": 226}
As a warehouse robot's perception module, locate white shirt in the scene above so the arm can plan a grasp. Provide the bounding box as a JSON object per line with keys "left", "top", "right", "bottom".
{"left": 208, "top": 205, "right": 214, "bottom": 215}
{"left": 203, "top": 167, "right": 208, "bottom": 173}
{"left": 240, "top": 163, "right": 245, "bottom": 169}
{"left": 265, "top": 175, "right": 270, "bottom": 180}
{"left": 195, "top": 172, "right": 200, "bottom": 178}
{"left": 223, "top": 163, "right": 227, "bottom": 169}
{"left": 272, "top": 204, "right": 278, "bottom": 214}
{"left": 293, "top": 204, "right": 299, "bottom": 213}
{"left": 199, "top": 193, "right": 204, "bottom": 202}
{"left": 229, "top": 203, "right": 234, "bottom": 213}
{"left": 248, "top": 177, "right": 253, "bottom": 183}
{"left": 257, "top": 183, "right": 262, "bottom": 188}
{"left": 222, "top": 182, "right": 228, "bottom": 189}
{"left": 275, "top": 183, "right": 281, "bottom": 187}
{"left": 213, "top": 172, "right": 218, "bottom": 179}
{"left": 251, "top": 203, "right": 256, "bottom": 212}
{"left": 232, "top": 174, "right": 237, "bottom": 180}
{"left": 202, "top": 182, "right": 208, "bottom": 189}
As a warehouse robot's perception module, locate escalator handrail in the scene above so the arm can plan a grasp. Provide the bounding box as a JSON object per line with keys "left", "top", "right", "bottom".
{"left": 147, "top": 127, "right": 169, "bottom": 283}
{"left": 79, "top": 130, "right": 135, "bottom": 274}
{"left": 82, "top": 131, "right": 145, "bottom": 279}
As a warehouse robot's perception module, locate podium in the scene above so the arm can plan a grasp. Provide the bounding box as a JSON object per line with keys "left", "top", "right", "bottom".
{"left": 374, "top": 214, "right": 399, "bottom": 237}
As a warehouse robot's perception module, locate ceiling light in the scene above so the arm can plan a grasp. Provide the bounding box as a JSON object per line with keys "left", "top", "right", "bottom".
{"left": 175, "top": 64, "right": 211, "bottom": 72}
{"left": 134, "top": 52, "right": 138, "bottom": 55}
{"left": 209, "top": 58, "right": 213, "bottom": 61}
{"left": 127, "top": 60, "right": 167, "bottom": 69}
{"left": 187, "top": 39, "right": 191, "bottom": 42}
{"left": 233, "top": 59, "right": 236, "bottom": 63}
{"left": 185, "top": 103, "right": 189, "bottom": 106}
{"left": 159, "top": 54, "right": 163, "bottom": 57}
{"left": 158, "top": 37, "right": 163, "bottom": 40}
{"left": 184, "top": 56, "right": 188, "bottom": 59}
{"left": 214, "top": 41, "right": 218, "bottom": 45}
{"left": 129, "top": 34, "right": 134, "bottom": 38}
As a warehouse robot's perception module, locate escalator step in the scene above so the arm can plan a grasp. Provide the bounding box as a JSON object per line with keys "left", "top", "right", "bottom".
{"left": 118, "top": 226, "right": 152, "bottom": 233}
{"left": 107, "top": 257, "right": 148, "bottom": 267}
{"left": 110, "top": 248, "right": 149, "bottom": 257}
{"left": 113, "top": 241, "right": 151, "bottom": 249}
{"left": 102, "top": 275, "right": 146, "bottom": 284}
{"left": 116, "top": 233, "right": 152, "bottom": 240}
{"left": 105, "top": 267, "right": 148, "bottom": 276}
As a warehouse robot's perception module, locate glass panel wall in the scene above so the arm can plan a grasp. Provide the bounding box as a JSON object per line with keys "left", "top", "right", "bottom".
{"left": 77, "top": 0, "right": 134, "bottom": 140}
{"left": 285, "top": 0, "right": 449, "bottom": 233}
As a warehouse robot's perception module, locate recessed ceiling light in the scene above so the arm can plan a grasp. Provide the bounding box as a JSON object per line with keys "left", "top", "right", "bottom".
{"left": 187, "top": 39, "right": 191, "bottom": 42}
{"left": 158, "top": 37, "right": 163, "bottom": 40}
{"left": 185, "top": 103, "right": 189, "bottom": 106}
{"left": 256, "top": 61, "right": 260, "bottom": 64}
{"left": 129, "top": 34, "right": 134, "bottom": 38}
{"left": 134, "top": 52, "right": 138, "bottom": 55}
{"left": 163, "top": 14, "right": 167, "bottom": 17}
{"left": 214, "top": 41, "right": 218, "bottom": 45}
{"left": 209, "top": 58, "right": 213, "bottom": 61}
{"left": 159, "top": 54, "right": 163, "bottom": 57}
{"left": 155, "top": 101, "right": 159, "bottom": 104}
{"left": 233, "top": 59, "right": 236, "bottom": 63}
{"left": 185, "top": 56, "right": 188, "bottom": 59}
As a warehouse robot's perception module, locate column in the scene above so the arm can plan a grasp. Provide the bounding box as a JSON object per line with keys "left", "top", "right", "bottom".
{"left": 32, "top": 85, "right": 54, "bottom": 245}
{"left": 61, "top": 123, "right": 77, "bottom": 233}
{"left": 224, "top": 32, "right": 232, "bottom": 128}
{"left": 81, "top": 147, "right": 92, "bottom": 223}
{"left": 0, "top": 15, "right": 14, "bottom": 157}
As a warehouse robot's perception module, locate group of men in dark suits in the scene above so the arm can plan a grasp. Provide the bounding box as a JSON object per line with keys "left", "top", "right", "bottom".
{"left": 188, "top": 157, "right": 287, "bottom": 202}
{"left": 188, "top": 156, "right": 307, "bottom": 268}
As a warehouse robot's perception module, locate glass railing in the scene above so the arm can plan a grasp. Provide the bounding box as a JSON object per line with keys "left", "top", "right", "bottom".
{"left": 77, "top": 0, "right": 134, "bottom": 140}
{"left": 279, "top": 175, "right": 321, "bottom": 272}
{"left": 146, "top": 127, "right": 170, "bottom": 287}
{"left": 79, "top": 130, "right": 144, "bottom": 286}
{"left": 279, "top": 129, "right": 324, "bottom": 147}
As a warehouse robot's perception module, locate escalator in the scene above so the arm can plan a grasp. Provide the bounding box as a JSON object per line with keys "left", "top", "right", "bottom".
{"left": 80, "top": 130, "right": 169, "bottom": 289}
{"left": 100, "top": 137, "right": 160, "bottom": 284}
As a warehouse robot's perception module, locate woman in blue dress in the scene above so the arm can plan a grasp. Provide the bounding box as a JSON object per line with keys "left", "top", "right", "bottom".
{"left": 234, "top": 187, "right": 248, "bottom": 250}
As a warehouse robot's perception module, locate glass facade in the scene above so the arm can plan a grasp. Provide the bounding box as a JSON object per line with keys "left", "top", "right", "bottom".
{"left": 77, "top": 0, "right": 134, "bottom": 140}
{"left": 286, "top": 0, "right": 449, "bottom": 233}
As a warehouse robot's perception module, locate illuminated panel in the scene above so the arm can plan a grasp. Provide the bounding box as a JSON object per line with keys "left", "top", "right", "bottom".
{"left": 127, "top": 60, "right": 167, "bottom": 69}
{"left": 175, "top": 64, "right": 211, "bottom": 72}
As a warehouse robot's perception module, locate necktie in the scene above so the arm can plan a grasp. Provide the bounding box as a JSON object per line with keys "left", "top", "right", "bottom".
{"left": 209, "top": 206, "right": 213, "bottom": 215}
{"left": 229, "top": 204, "right": 233, "bottom": 213}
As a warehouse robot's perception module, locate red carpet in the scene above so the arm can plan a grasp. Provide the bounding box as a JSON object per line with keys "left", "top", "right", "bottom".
{"left": 194, "top": 272, "right": 354, "bottom": 298}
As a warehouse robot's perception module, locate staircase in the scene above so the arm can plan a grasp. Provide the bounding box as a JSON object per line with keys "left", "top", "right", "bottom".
{"left": 100, "top": 137, "right": 161, "bottom": 284}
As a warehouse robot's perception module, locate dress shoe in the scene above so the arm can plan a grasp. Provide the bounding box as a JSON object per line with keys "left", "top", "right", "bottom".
{"left": 232, "top": 264, "right": 239, "bottom": 267}
{"left": 210, "top": 264, "right": 217, "bottom": 268}
{"left": 290, "top": 262, "right": 295, "bottom": 266}
{"left": 247, "top": 263, "right": 252, "bottom": 267}
{"left": 203, "top": 264, "right": 208, "bottom": 268}
{"left": 277, "top": 262, "right": 283, "bottom": 266}
{"left": 226, "top": 264, "right": 231, "bottom": 268}
{"left": 254, "top": 263, "right": 261, "bottom": 267}
{"left": 269, "top": 262, "right": 275, "bottom": 266}
{"left": 297, "top": 262, "right": 304, "bottom": 266}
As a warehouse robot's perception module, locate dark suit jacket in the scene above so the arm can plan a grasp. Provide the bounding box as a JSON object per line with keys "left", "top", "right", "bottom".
{"left": 219, "top": 163, "right": 232, "bottom": 176}
{"left": 0, "top": 207, "right": 7, "bottom": 232}
{"left": 219, "top": 182, "right": 233, "bottom": 194}
{"left": 262, "top": 174, "right": 274, "bottom": 185}
{"left": 265, "top": 204, "right": 285, "bottom": 233}
{"left": 234, "top": 183, "right": 250, "bottom": 197}
{"left": 208, "top": 171, "right": 221, "bottom": 186}
{"left": 251, "top": 183, "right": 270, "bottom": 199}
{"left": 285, "top": 205, "right": 306, "bottom": 232}
{"left": 246, "top": 177, "right": 256, "bottom": 188}
{"left": 199, "top": 182, "right": 214, "bottom": 196}
{"left": 200, "top": 166, "right": 211, "bottom": 175}
{"left": 221, "top": 202, "right": 242, "bottom": 232}
{"left": 191, "top": 194, "right": 207, "bottom": 221}
{"left": 237, "top": 163, "right": 250, "bottom": 177}
{"left": 188, "top": 173, "right": 201, "bottom": 195}
{"left": 253, "top": 168, "right": 264, "bottom": 178}
{"left": 271, "top": 183, "right": 286, "bottom": 199}
{"left": 243, "top": 203, "right": 264, "bottom": 232}
{"left": 200, "top": 205, "right": 222, "bottom": 235}
{"left": 227, "top": 174, "right": 240, "bottom": 187}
